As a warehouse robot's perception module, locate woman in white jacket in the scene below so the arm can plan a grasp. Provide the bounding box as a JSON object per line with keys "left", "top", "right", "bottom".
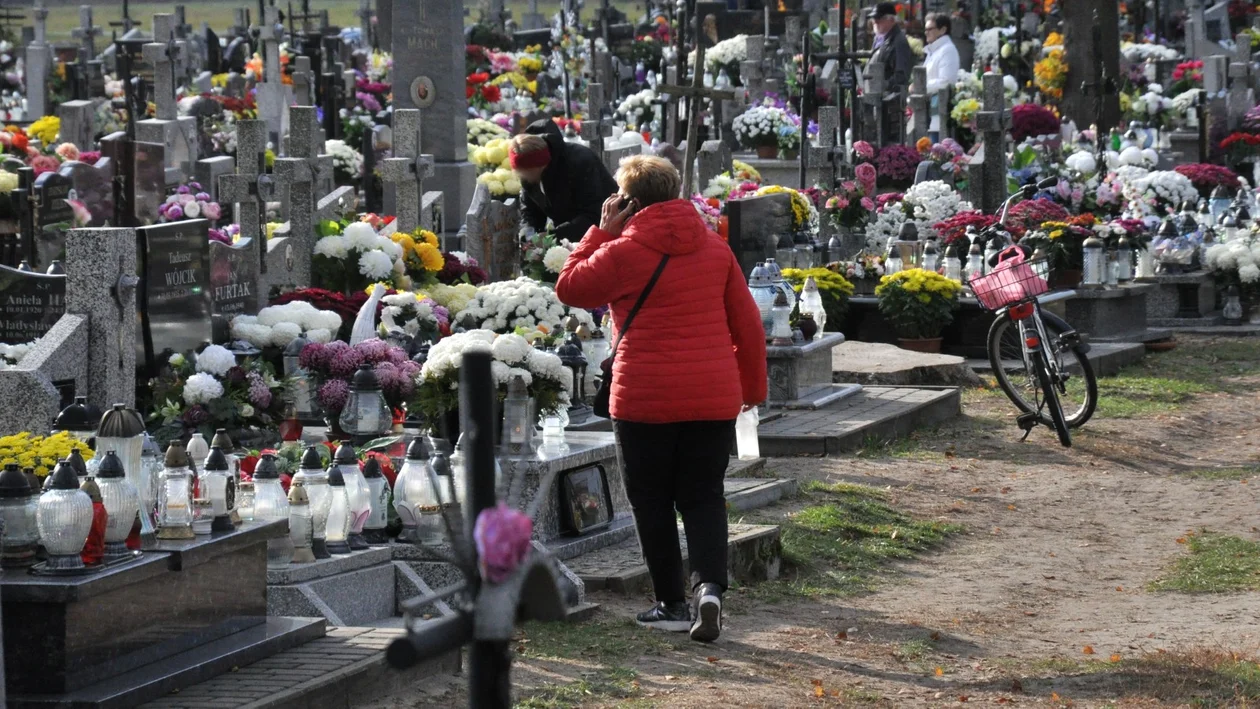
{"left": 923, "top": 13, "right": 960, "bottom": 142}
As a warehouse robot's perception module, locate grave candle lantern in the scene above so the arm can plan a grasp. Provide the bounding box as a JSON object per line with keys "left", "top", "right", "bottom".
{"left": 192, "top": 499, "right": 214, "bottom": 535}
{"left": 288, "top": 480, "right": 315, "bottom": 563}
{"left": 982, "top": 236, "right": 1001, "bottom": 276}
{"left": 53, "top": 396, "right": 97, "bottom": 444}
{"left": 884, "top": 242, "right": 902, "bottom": 275}
{"left": 334, "top": 443, "right": 371, "bottom": 550}
{"left": 339, "top": 364, "right": 392, "bottom": 445}
{"left": 211, "top": 428, "right": 240, "bottom": 483}
{"left": 1081, "top": 234, "right": 1106, "bottom": 289}
{"left": 747, "top": 262, "right": 778, "bottom": 338}
{"left": 393, "top": 438, "right": 429, "bottom": 544}
{"left": 500, "top": 374, "right": 537, "bottom": 458}
{"left": 943, "top": 244, "right": 963, "bottom": 283}
{"left": 324, "top": 466, "right": 352, "bottom": 554}
{"left": 37, "top": 460, "right": 93, "bottom": 571}
{"left": 362, "top": 456, "right": 391, "bottom": 545}
{"left": 94, "top": 403, "right": 152, "bottom": 540}
{"left": 1223, "top": 285, "right": 1245, "bottom": 326}
{"left": 291, "top": 446, "right": 331, "bottom": 559}
{"left": 95, "top": 450, "right": 141, "bottom": 563}
{"left": 1221, "top": 213, "right": 1239, "bottom": 242}
{"left": 798, "top": 276, "right": 826, "bottom": 338}
{"left": 0, "top": 463, "right": 39, "bottom": 568}
{"left": 556, "top": 339, "right": 587, "bottom": 406}
{"left": 283, "top": 334, "right": 316, "bottom": 419}
{"left": 252, "top": 454, "right": 293, "bottom": 568}
{"left": 922, "top": 239, "right": 939, "bottom": 273}
{"left": 201, "top": 447, "right": 235, "bottom": 532}
{"left": 1197, "top": 200, "right": 1213, "bottom": 229}
{"left": 770, "top": 291, "right": 793, "bottom": 346}
{"left": 1209, "top": 185, "right": 1233, "bottom": 226}
{"left": 966, "top": 241, "right": 984, "bottom": 281}
{"left": 80, "top": 477, "right": 107, "bottom": 566}
{"left": 156, "top": 442, "right": 195, "bottom": 540}
{"left": 1116, "top": 234, "right": 1134, "bottom": 283}
{"left": 1233, "top": 200, "right": 1252, "bottom": 229}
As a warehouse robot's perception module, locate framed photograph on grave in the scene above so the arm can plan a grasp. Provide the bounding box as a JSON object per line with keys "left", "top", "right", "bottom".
{"left": 558, "top": 464, "right": 614, "bottom": 537}
{"left": 136, "top": 220, "right": 213, "bottom": 374}
{"left": 0, "top": 263, "right": 66, "bottom": 345}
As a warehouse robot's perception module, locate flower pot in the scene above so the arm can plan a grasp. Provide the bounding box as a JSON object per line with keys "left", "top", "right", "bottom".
{"left": 782, "top": 149, "right": 799, "bottom": 160}
{"left": 897, "top": 337, "right": 943, "bottom": 353}
{"left": 755, "top": 144, "right": 778, "bottom": 159}
{"left": 1048, "top": 268, "right": 1083, "bottom": 290}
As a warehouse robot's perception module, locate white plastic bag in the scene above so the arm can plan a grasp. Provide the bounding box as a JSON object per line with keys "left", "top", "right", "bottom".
{"left": 735, "top": 408, "right": 760, "bottom": 461}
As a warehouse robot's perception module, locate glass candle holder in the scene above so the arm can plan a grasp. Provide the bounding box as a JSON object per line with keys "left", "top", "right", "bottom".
{"left": 94, "top": 450, "right": 141, "bottom": 563}
{"left": 157, "top": 443, "right": 195, "bottom": 540}
{"left": 362, "top": 456, "right": 391, "bottom": 544}
{"left": 324, "top": 466, "right": 352, "bottom": 555}
{"left": 291, "top": 446, "right": 331, "bottom": 559}
{"left": 288, "top": 480, "right": 315, "bottom": 564}
{"left": 37, "top": 461, "right": 93, "bottom": 570}
{"left": 0, "top": 463, "right": 38, "bottom": 568}
{"left": 191, "top": 499, "right": 214, "bottom": 535}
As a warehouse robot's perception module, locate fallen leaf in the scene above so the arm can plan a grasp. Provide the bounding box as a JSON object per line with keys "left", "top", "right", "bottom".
{"left": 1048, "top": 552, "right": 1056, "bottom": 557}
{"left": 1051, "top": 692, "right": 1061, "bottom": 701}
{"left": 1011, "top": 679, "right": 1024, "bottom": 693}
{"left": 935, "top": 667, "right": 944, "bottom": 676}
{"left": 1007, "top": 504, "right": 1017, "bottom": 510}
{"left": 971, "top": 487, "right": 981, "bottom": 493}
{"left": 707, "top": 657, "right": 719, "bottom": 663}
{"left": 811, "top": 679, "right": 823, "bottom": 687}
{"left": 1083, "top": 645, "right": 1095, "bottom": 655}
{"left": 997, "top": 698, "right": 1010, "bottom": 704}
{"left": 835, "top": 631, "right": 848, "bottom": 640}
{"left": 831, "top": 689, "right": 840, "bottom": 697}
{"left": 1176, "top": 537, "right": 1187, "bottom": 544}
{"left": 930, "top": 631, "right": 941, "bottom": 641}
{"left": 958, "top": 696, "right": 968, "bottom": 702}
{"left": 1116, "top": 586, "right": 1124, "bottom": 591}
{"left": 814, "top": 685, "right": 824, "bottom": 698}
{"left": 1110, "top": 653, "right": 1122, "bottom": 663}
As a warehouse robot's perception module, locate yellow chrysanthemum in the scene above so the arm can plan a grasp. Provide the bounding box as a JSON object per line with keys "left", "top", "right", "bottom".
{"left": 211, "top": 73, "right": 229, "bottom": 88}
{"left": 28, "top": 115, "right": 60, "bottom": 145}
{"left": 415, "top": 242, "right": 445, "bottom": 272}
{"left": 412, "top": 229, "right": 439, "bottom": 249}
{"left": 393, "top": 233, "right": 417, "bottom": 253}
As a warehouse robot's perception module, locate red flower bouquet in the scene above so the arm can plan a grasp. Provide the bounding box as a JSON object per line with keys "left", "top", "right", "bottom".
{"left": 876, "top": 144, "right": 921, "bottom": 184}
{"left": 1005, "top": 198, "right": 1069, "bottom": 238}
{"left": 934, "top": 210, "right": 999, "bottom": 249}
{"left": 1010, "top": 104, "right": 1060, "bottom": 143}
{"left": 1174, "top": 163, "right": 1241, "bottom": 197}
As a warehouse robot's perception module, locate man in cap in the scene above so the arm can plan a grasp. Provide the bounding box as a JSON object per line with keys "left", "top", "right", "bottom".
{"left": 868, "top": 2, "right": 914, "bottom": 142}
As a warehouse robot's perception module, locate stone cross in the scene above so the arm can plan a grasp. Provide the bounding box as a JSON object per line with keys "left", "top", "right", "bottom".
{"left": 579, "top": 83, "right": 614, "bottom": 155}
{"left": 380, "top": 109, "right": 435, "bottom": 233}
{"left": 697, "top": 139, "right": 732, "bottom": 195}
{"left": 966, "top": 73, "right": 1012, "bottom": 215}
{"left": 908, "top": 66, "right": 930, "bottom": 145}
{"left": 71, "top": 5, "right": 101, "bottom": 59}
{"left": 1226, "top": 36, "right": 1255, "bottom": 130}
{"left": 805, "top": 105, "right": 843, "bottom": 189}
{"left": 141, "top": 35, "right": 179, "bottom": 121}
{"left": 24, "top": 2, "right": 52, "bottom": 120}
{"left": 740, "top": 35, "right": 770, "bottom": 103}
{"left": 860, "top": 60, "right": 889, "bottom": 145}
{"left": 57, "top": 100, "right": 94, "bottom": 150}
{"left": 271, "top": 107, "right": 330, "bottom": 288}
{"left": 291, "top": 55, "right": 316, "bottom": 106}
{"left": 137, "top": 25, "right": 198, "bottom": 185}
{"left": 358, "top": 0, "right": 374, "bottom": 47}
{"left": 256, "top": 5, "right": 291, "bottom": 147}
{"left": 218, "top": 120, "right": 270, "bottom": 244}
{"left": 522, "top": 0, "right": 545, "bottom": 30}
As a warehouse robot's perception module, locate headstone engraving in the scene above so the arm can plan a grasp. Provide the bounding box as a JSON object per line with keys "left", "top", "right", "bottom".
{"left": 0, "top": 265, "right": 65, "bottom": 344}
{"left": 136, "top": 219, "right": 213, "bottom": 369}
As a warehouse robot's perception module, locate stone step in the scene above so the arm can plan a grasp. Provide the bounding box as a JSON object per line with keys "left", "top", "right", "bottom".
{"left": 138, "top": 626, "right": 460, "bottom": 709}
{"left": 968, "top": 341, "right": 1146, "bottom": 378}
{"left": 833, "top": 340, "right": 983, "bottom": 387}
{"left": 725, "top": 477, "right": 798, "bottom": 512}
{"left": 569, "top": 523, "right": 782, "bottom": 595}
{"left": 1156, "top": 323, "right": 1260, "bottom": 336}
{"left": 727, "top": 457, "right": 767, "bottom": 478}
{"left": 757, "top": 385, "right": 961, "bottom": 456}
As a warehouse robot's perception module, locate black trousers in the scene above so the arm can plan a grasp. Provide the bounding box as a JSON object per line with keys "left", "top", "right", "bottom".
{"left": 613, "top": 418, "right": 735, "bottom": 604}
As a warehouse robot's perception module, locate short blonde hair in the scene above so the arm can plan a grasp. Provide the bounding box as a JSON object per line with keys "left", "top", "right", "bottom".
{"left": 509, "top": 133, "right": 548, "bottom": 156}
{"left": 615, "top": 155, "right": 681, "bottom": 207}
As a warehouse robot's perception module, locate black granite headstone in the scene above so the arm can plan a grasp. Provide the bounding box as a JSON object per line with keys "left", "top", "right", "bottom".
{"left": 60, "top": 157, "right": 115, "bottom": 227}
{"left": 136, "top": 220, "right": 213, "bottom": 370}
{"left": 0, "top": 263, "right": 66, "bottom": 345}
{"left": 208, "top": 237, "right": 260, "bottom": 337}
{"left": 32, "top": 170, "right": 74, "bottom": 271}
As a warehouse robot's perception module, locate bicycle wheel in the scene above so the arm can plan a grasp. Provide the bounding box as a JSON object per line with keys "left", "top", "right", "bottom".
{"left": 1034, "top": 351, "right": 1072, "bottom": 447}
{"left": 987, "top": 310, "right": 1098, "bottom": 427}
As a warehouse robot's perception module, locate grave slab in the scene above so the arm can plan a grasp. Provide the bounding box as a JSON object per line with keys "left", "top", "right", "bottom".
{"left": 767, "top": 332, "right": 864, "bottom": 409}
{"left": 1064, "top": 284, "right": 1166, "bottom": 342}
{"left": 724, "top": 478, "right": 798, "bottom": 512}
{"left": 758, "top": 386, "right": 962, "bottom": 456}
{"left": 969, "top": 341, "right": 1147, "bottom": 378}
{"left": 832, "top": 340, "right": 983, "bottom": 387}
{"left": 1140, "top": 271, "right": 1217, "bottom": 322}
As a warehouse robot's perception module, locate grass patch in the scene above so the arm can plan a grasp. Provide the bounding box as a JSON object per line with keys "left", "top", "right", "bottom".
{"left": 895, "top": 638, "right": 935, "bottom": 661}
{"left": 1184, "top": 466, "right": 1260, "bottom": 481}
{"left": 515, "top": 616, "right": 674, "bottom": 663}
{"left": 747, "top": 482, "right": 962, "bottom": 599}
{"left": 1095, "top": 375, "right": 1212, "bottom": 418}
{"left": 1093, "top": 338, "right": 1260, "bottom": 418}
{"left": 514, "top": 667, "right": 642, "bottom": 709}
{"left": 855, "top": 433, "right": 937, "bottom": 459}
{"left": 1149, "top": 531, "right": 1260, "bottom": 594}
{"left": 1011, "top": 649, "right": 1260, "bottom": 706}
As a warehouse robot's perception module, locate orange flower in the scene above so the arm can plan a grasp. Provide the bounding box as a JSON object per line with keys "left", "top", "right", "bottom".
{"left": 916, "top": 136, "right": 932, "bottom": 154}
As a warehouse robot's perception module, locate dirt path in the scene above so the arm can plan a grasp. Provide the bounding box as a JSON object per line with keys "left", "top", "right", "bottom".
{"left": 375, "top": 336, "right": 1260, "bottom": 708}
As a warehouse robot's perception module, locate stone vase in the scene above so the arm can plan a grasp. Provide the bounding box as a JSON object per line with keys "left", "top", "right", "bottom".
{"left": 897, "top": 337, "right": 943, "bottom": 353}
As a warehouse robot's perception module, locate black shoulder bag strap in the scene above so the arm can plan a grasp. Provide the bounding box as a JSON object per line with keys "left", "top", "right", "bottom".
{"left": 608, "top": 254, "right": 670, "bottom": 362}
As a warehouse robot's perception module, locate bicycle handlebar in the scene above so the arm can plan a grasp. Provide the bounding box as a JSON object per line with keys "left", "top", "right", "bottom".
{"left": 386, "top": 612, "right": 474, "bottom": 670}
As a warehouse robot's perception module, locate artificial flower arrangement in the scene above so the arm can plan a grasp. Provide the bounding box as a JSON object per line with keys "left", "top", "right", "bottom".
{"left": 269, "top": 288, "right": 376, "bottom": 341}
{"left": 355, "top": 77, "right": 391, "bottom": 114}
{"left": 298, "top": 339, "right": 419, "bottom": 419}
{"left": 468, "top": 118, "right": 510, "bottom": 147}
{"left": 1130, "top": 169, "right": 1200, "bottom": 211}
{"left": 830, "top": 251, "right": 887, "bottom": 285}
{"left": 145, "top": 345, "right": 287, "bottom": 446}
{"left": 691, "top": 194, "right": 722, "bottom": 232}
{"left": 918, "top": 139, "right": 969, "bottom": 182}
{"left": 378, "top": 290, "right": 451, "bottom": 343}
{"left": 1220, "top": 131, "right": 1260, "bottom": 163}
{"left": 1205, "top": 231, "right": 1260, "bottom": 290}
{"left": 738, "top": 184, "right": 818, "bottom": 233}
{"left": 467, "top": 71, "right": 503, "bottom": 113}
{"left": 457, "top": 277, "right": 595, "bottom": 334}
{"left": 27, "top": 115, "right": 59, "bottom": 146}
{"left": 437, "top": 251, "right": 489, "bottom": 286}
{"left": 875, "top": 269, "right": 964, "bottom": 341}
{"left": 0, "top": 431, "right": 92, "bottom": 479}
{"left": 702, "top": 34, "right": 748, "bottom": 76}
{"left": 324, "top": 139, "right": 364, "bottom": 184}
{"left": 1170, "top": 60, "right": 1205, "bottom": 94}
{"left": 521, "top": 230, "right": 572, "bottom": 284}
{"left": 470, "top": 137, "right": 511, "bottom": 175}
{"left": 823, "top": 173, "right": 876, "bottom": 231}
{"left": 1010, "top": 103, "right": 1061, "bottom": 143}
{"left": 1121, "top": 42, "right": 1181, "bottom": 62}
{"left": 732, "top": 104, "right": 788, "bottom": 151}
{"left": 1122, "top": 85, "right": 1177, "bottom": 130}
{"left": 876, "top": 144, "right": 921, "bottom": 185}
{"left": 390, "top": 228, "right": 446, "bottom": 288}
{"left": 1174, "top": 163, "right": 1241, "bottom": 197}
{"left": 230, "top": 302, "right": 343, "bottom": 349}
{"left": 866, "top": 180, "right": 973, "bottom": 251}
{"left": 1019, "top": 215, "right": 1098, "bottom": 271}
{"left": 732, "top": 159, "right": 762, "bottom": 182}
{"left": 782, "top": 267, "right": 854, "bottom": 329}
{"left": 1002, "top": 197, "right": 1070, "bottom": 238}
{"left": 933, "top": 210, "right": 999, "bottom": 250}
{"left": 158, "top": 181, "right": 223, "bottom": 223}
{"left": 950, "top": 96, "right": 980, "bottom": 130}
{"left": 411, "top": 330, "right": 571, "bottom": 425}
{"left": 615, "top": 89, "right": 656, "bottom": 131}
{"left": 339, "top": 106, "right": 376, "bottom": 154}
{"left": 1033, "top": 49, "right": 1068, "bottom": 102}
{"left": 312, "top": 220, "right": 406, "bottom": 294}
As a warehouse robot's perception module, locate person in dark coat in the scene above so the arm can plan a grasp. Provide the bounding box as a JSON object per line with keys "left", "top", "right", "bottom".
{"left": 510, "top": 119, "right": 619, "bottom": 243}
{"left": 868, "top": 2, "right": 914, "bottom": 143}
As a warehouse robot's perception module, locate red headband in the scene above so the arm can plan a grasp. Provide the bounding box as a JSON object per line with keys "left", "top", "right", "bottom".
{"left": 510, "top": 147, "right": 551, "bottom": 170}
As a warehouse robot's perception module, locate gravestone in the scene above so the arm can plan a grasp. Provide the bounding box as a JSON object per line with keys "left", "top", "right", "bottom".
{"left": 697, "top": 139, "right": 732, "bottom": 194}
{"left": 99, "top": 135, "right": 167, "bottom": 227}
{"left": 1226, "top": 38, "right": 1254, "bottom": 130}
{"left": 32, "top": 170, "right": 75, "bottom": 271}
{"left": 463, "top": 183, "right": 520, "bottom": 282}
{"left": 270, "top": 106, "right": 331, "bottom": 289}
{"left": 726, "top": 193, "right": 793, "bottom": 278}
{"left": 218, "top": 120, "right": 269, "bottom": 244}
{"left": 391, "top": 0, "right": 475, "bottom": 230}
{"left": 256, "top": 6, "right": 292, "bottom": 147}
{"left": 379, "top": 109, "right": 435, "bottom": 233}
{"left": 908, "top": 66, "right": 930, "bottom": 144}
{"left": 209, "top": 237, "right": 261, "bottom": 340}
{"left": 136, "top": 219, "right": 213, "bottom": 370}
{"left": 71, "top": 5, "right": 101, "bottom": 59}
{"left": 57, "top": 100, "right": 94, "bottom": 150}
{"left": 805, "top": 105, "right": 842, "bottom": 190}
{"left": 195, "top": 155, "right": 235, "bottom": 201}
{"left": 0, "top": 265, "right": 65, "bottom": 344}
{"left": 60, "top": 158, "right": 114, "bottom": 228}
{"left": 25, "top": 3, "right": 52, "bottom": 121}
{"left": 966, "top": 73, "right": 1011, "bottom": 215}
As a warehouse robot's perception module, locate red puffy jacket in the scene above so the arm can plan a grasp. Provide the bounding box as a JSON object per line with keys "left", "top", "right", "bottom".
{"left": 556, "top": 199, "right": 767, "bottom": 424}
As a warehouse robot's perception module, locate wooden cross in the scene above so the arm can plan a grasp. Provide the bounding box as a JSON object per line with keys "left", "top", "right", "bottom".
{"left": 657, "top": 12, "right": 735, "bottom": 197}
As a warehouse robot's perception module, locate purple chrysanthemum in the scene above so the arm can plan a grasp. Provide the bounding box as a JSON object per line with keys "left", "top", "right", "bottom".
{"left": 299, "top": 342, "right": 327, "bottom": 371}
{"left": 317, "top": 379, "right": 350, "bottom": 412}
{"left": 225, "top": 365, "right": 248, "bottom": 385}
{"left": 329, "top": 347, "right": 363, "bottom": 378}
{"left": 247, "top": 372, "right": 272, "bottom": 409}
{"left": 354, "top": 339, "right": 391, "bottom": 364}
{"left": 182, "top": 404, "right": 209, "bottom": 426}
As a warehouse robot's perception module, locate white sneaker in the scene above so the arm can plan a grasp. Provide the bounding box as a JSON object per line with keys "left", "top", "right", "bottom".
{"left": 690, "top": 583, "right": 722, "bottom": 642}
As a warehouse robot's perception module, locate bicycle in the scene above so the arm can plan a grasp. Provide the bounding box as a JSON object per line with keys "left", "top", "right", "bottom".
{"left": 969, "top": 178, "right": 1099, "bottom": 448}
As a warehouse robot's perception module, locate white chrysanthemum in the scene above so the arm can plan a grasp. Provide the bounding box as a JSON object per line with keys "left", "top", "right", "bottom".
{"left": 866, "top": 206, "right": 907, "bottom": 252}
{"left": 505, "top": 367, "right": 534, "bottom": 387}
{"left": 183, "top": 372, "right": 225, "bottom": 404}
{"left": 232, "top": 323, "right": 273, "bottom": 348}
{"left": 315, "top": 311, "right": 344, "bottom": 332}
{"left": 305, "top": 328, "right": 334, "bottom": 344}
{"left": 358, "top": 250, "right": 394, "bottom": 279}
{"left": 269, "top": 321, "right": 303, "bottom": 347}
{"left": 342, "top": 222, "right": 379, "bottom": 252}
{"left": 314, "top": 235, "right": 348, "bottom": 259}
{"left": 491, "top": 333, "right": 532, "bottom": 364}
{"left": 542, "top": 245, "right": 570, "bottom": 274}
{"left": 195, "top": 344, "right": 237, "bottom": 376}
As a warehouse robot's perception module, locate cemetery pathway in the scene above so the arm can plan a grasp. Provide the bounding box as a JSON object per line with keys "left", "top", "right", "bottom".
{"left": 369, "top": 336, "right": 1260, "bottom": 708}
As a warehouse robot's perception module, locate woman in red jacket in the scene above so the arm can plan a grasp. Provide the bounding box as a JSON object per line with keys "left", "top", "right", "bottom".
{"left": 556, "top": 155, "right": 767, "bottom": 643}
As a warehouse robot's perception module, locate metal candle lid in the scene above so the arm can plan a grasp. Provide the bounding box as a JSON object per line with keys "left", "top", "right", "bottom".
{"left": 96, "top": 450, "right": 126, "bottom": 479}
{"left": 254, "top": 454, "right": 280, "bottom": 480}
{"left": 300, "top": 446, "right": 324, "bottom": 470}
{"left": 0, "top": 463, "right": 31, "bottom": 498}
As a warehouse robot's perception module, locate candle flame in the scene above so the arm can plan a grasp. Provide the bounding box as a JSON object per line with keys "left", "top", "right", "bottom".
{"left": 778, "top": 0, "right": 787, "bottom": 10}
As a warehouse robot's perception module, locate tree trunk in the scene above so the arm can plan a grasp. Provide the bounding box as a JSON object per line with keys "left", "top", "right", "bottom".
{"left": 1061, "top": 1, "right": 1121, "bottom": 134}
